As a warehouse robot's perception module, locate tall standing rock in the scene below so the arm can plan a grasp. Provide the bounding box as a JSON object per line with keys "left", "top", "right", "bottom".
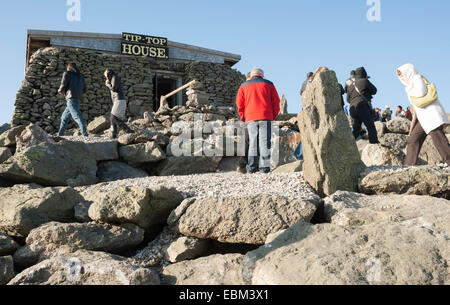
{"left": 298, "top": 70, "right": 365, "bottom": 196}
{"left": 279, "top": 94, "right": 288, "bottom": 115}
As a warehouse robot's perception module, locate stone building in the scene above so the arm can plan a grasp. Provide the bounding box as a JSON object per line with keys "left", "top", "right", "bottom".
{"left": 12, "top": 30, "right": 245, "bottom": 133}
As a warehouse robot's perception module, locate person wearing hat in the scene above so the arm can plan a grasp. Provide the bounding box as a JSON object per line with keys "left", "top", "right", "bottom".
{"left": 300, "top": 72, "right": 314, "bottom": 97}
{"left": 346, "top": 67, "right": 379, "bottom": 144}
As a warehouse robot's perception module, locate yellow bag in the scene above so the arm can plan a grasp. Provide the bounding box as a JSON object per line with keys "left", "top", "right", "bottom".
{"left": 410, "top": 76, "right": 438, "bottom": 108}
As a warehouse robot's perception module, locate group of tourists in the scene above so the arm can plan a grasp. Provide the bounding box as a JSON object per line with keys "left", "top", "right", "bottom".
{"left": 57, "top": 62, "right": 134, "bottom": 139}
{"left": 56, "top": 61, "right": 450, "bottom": 175}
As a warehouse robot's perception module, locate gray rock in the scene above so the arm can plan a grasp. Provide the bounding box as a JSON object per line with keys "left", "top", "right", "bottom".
{"left": 15, "top": 124, "right": 55, "bottom": 153}
{"left": 380, "top": 133, "right": 408, "bottom": 152}
{"left": 162, "top": 254, "right": 245, "bottom": 285}
{"left": 13, "top": 222, "right": 144, "bottom": 269}
{"left": 165, "top": 236, "right": 209, "bottom": 263}
{"left": 272, "top": 161, "right": 303, "bottom": 173}
{"left": 0, "top": 184, "right": 83, "bottom": 238}
{"left": 154, "top": 156, "right": 222, "bottom": 176}
{"left": 97, "top": 161, "right": 148, "bottom": 183}
{"left": 9, "top": 250, "right": 160, "bottom": 285}
{"left": 298, "top": 71, "right": 365, "bottom": 196}
{"left": 119, "top": 142, "right": 166, "bottom": 166}
{"left": 87, "top": 115, "right": 110, "bottom": 134}
{"left": 356, "top": 139, "right": 370, "bottom": 155}
{"left": 359, "top": 165, "right": 450, "bottom": 199}
{"left": 74, "top": 201, "right": 92, "bottom": 222}
{"left": 0, "top": 126, "right": 26, "bottom": 147}
{"left": 0, "top": 256, "right": 15, "bottom": 285}
{"left": 245, "top": 221, "right": 449, "bottom": 285}
{"left": 60, "top": 137, "right": 119, "bottom": 162}
{"left": 0, "top": 123, "right": 10, "bottom": 136}
{"left": 217, "top": 157, "right": 247, "bottom": 173}
{"left": 0, "top": 147, "right": 12, "bottom": 164}
{"left": 279, "top": 94, "right": 288, "bottom": 115}
{"left": 0, "top": 234, "right": 19, "bottom": 256}
{"left": 374, "top": 121, "right": 386, "bottom": 139}
{"left": 88, "top": 186, "right": 183, "bottom": 230}
{"left": 386, "top": 118, "right": 411, "bottom": 134}
{"left": 361, "top": 144, "right": 404, "bottom": 167}
{"left": 0, "top": 141, "right": 97, "bottom": 187}
{"left": 324, "top": 191, "right": 450, "bottom": 234}
{"left": 170, "top": 195, "right": 319, "bottom": 245}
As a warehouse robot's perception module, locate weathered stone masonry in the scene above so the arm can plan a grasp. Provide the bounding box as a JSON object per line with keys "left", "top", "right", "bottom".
{"left": 12, "top": 47, "right": 244, "bottom": 134}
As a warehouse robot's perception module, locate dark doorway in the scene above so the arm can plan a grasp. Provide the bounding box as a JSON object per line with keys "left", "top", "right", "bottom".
{"left": 153, "top": 75, "right": 178, "bottom": 111}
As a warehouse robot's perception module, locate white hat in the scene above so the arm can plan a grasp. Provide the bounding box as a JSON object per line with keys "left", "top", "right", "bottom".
{"left": 385, "top": 106, "right": 390, "bottom": 109}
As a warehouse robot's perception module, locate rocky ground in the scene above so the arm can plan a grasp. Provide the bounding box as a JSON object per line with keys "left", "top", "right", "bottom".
{"left": 1, "top": 84, "right": 449, "bottom": 285}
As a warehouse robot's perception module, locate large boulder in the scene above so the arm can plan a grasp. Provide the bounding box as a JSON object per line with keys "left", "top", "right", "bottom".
{"left": 168, "top": 195, "right": 319, "bottom": 245}
{"left": 162, "top": 254, "right": 245, "bottom": 285}
{"left": 13, "top": 222, "right": 145, "bottom": 269}
{"left": 386, "top": 118, "right": 411, "bottom": 134}
{"left": 153, "top": 156, "right": 222, "bottom": 176}
{"left": 0, "top": 233, "right": 19, "bottom": 256}
{"left": 380, "top": 133, "right": 408, "bottom": 153}
{"left": 244, "top": 221, "right": 449, "bottom": 285}
{"left": 359, "top": 165, "right": 450, "bottom": 199}
{"left": 165, "top": 236, "right": 209, "bottom": 263}
{"left": 0, "top": 256, "right": 15, "bottom": 285}
{"left": 0, "top": 126, "right": 26, "bottom": 147}
{"left": 217, "top": 157, "right": 247, "bottom": 173}
{"left": 0, "top": 184, "right": 82, "bottom": 238}
{"left": 298, "top": 70, "right": 365, "bottom": 196}
{"left": 97, "top": 161, "right": 148, "bottom": 183}
{"left": 8, "top": 250, "right": 160, "bottom": 285}
{"left": 0, "top": 147, "right": 12, "bottom": 164}
{"left": 15, "top": 124, "right": 55, "bottom": 153}
{"left": 361, "top": 144, "right": 404, "bottom": 167}
{"left": 324, "top": 191, "right": 450, "bottom": 233}
{"left": 0, "top": 141, "right": 97, "bottom": 187}
{"left": 119, "top": 142, "right": 166, "bottom": 166}
{"left": 88, "top": 186, "right": 183, "bottom": 230}
{"left": 59, "top": 137, "right": 119, "bottom": 162}
{"left": 87, "top": 115, "right": 110, "bottom": 134}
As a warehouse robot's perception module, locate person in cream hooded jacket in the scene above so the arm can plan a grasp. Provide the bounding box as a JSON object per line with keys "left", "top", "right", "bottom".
{"left": 397, "top": 63, "right": 450, "bottom": 165}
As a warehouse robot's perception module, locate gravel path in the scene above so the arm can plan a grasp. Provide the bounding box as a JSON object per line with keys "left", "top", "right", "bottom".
{"left": 76, "top": 172, "right": 320, "bottom": 202}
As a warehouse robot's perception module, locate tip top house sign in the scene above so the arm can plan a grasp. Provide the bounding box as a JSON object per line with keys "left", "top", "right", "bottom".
{"left": 121, "top": 32, "right": 169, "bottom": 59}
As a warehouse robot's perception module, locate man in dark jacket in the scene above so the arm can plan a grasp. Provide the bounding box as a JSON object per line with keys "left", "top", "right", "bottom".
{"left": 346, "top": 67, "right": 379, "bottom": 144}
{"left": 236, "top": 68, "right": 280, "bottom": 174}
{"left": 104, "top": 69, "right": 134, "bottom": 139}
{"left": 57, "top": 63, "right": 88, "bottom": 137}
{"left": 300, "top": 72, "right": 313, "bottom": 96}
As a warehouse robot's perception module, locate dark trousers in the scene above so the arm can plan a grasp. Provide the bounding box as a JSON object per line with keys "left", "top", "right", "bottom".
{"left": 350, "top": 101, "right": 379, "bottom": 144}
{"left": 405, "top": 121, "right": 450, "bottom": 165}
{"left": 110, "top": 114, "right": 132, "bottom": 138}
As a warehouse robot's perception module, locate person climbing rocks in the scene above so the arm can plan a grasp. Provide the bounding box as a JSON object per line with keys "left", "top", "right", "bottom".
{"left": 397, "top": 63, "right": 450, "bottom": 165}
{"left": 346, "top": 67, "right": 379, "bottom": 144}
{"left": 57, "top": 62, "right": 88, "bottom": 137}
{"left": 104, "top": 69, "right": 134, "bottom": 139}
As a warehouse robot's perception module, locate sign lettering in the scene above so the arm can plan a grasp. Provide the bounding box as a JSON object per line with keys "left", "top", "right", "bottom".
{"left": 121, "top": 32, "right": 169, "bottom": 59}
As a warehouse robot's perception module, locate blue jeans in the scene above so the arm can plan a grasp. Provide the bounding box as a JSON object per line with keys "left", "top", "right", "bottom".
{"left": 247, "top": 120, "right": 272, "bottom": 173}
{"left": 58, "top": 99, "right": 88, "bottom": 136}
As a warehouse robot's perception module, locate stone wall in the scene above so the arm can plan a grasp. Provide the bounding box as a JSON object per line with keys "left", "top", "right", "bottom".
{"left": 183, "top": 62, "right": 245, "bottom": 108}
{"left": 12, "top": 47, "right": 155, "bottom": 134}
{"left": 12, "top": 48, "right": 244, "bottom": 134}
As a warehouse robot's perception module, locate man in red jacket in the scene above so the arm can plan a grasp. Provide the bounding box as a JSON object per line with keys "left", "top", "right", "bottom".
{"left": 236, "top": 68, "right": 280, "bottom": 173}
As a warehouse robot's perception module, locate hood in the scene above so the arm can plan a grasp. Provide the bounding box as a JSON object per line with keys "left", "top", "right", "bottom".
{"left": 306, "top": 72, "right": 313, "bottom": 79}
{"left": 355, "top": 67, "right": 367, "bottom": 78}
{"left": 397, "top": 63, "right": 419, "bottom": 87}
{"left": 68, "top": 65, "right": 81, "bottom": 75}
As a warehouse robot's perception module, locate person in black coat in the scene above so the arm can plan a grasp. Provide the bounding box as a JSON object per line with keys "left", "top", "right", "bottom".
{"left": 346, "top": 67, "right": 379, "bottom": 144}
{"left": 300, "top": 72, "right": 314, "bottom": 96}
